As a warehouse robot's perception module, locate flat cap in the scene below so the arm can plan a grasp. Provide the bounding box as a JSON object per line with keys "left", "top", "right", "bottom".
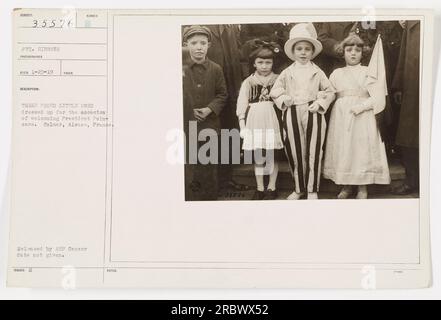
{"left": 182, "top": 25, "right": 212, "bottom": 42}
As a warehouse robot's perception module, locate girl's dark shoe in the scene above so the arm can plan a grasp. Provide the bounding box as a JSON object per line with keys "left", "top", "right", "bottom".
{"left": 264, "top": 189, "right": 278, "bottom": 200}
{"left": 252, "top": 190, "right": 265, "bottom": 200}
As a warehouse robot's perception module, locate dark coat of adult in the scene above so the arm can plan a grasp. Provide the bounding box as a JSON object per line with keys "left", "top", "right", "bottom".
{"left": 392, "top": 21, "right": 420, "bottom": 148}
{"left": 205, "top": 24, "right": 244, "bottom": 134}
{"left": 206, "top": 25, "right": 243, "bottom": 103}
{"left": 240, "top": 23, "right": 280, "bottom": 43}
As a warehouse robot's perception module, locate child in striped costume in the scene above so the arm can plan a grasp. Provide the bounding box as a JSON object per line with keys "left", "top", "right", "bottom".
{"left": 271, "top": 23, "right": 335, "bottom": 200}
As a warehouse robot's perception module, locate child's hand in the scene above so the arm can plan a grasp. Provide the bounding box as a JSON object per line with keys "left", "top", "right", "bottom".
{"left": 239, "top": 119, "right": 246, "bottom": 131}
{"left": 239, "top": 119, "right": 246, "bottom": 139}
{"left": 308, "top": 101, "right": 320, "bottom": 113}
{"left": 349, "top": 104, "right": 367, "bottom": 115}
{"left": 193, "top": 107, "right": 212, "bottom": 122}
{"left": 284, "top": 96, "right": 293, "bottom": 107}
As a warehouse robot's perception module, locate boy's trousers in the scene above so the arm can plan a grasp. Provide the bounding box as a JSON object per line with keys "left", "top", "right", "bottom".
{"left": 283, "top": 103, "right": 327, "bottom": 194}
{"left": 184, "top": 133, "right": 220, "bottom": 201}
{"left": 185, "top": 164, "right": 218, "bottom": 201}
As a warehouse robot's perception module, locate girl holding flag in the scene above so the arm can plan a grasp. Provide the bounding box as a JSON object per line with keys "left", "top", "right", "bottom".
{"left": 323, "top": 33, "right": 391, "bottom": 199}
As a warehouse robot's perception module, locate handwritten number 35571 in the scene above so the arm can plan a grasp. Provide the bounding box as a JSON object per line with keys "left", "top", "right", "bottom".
{"left": 32, "top": 19, "right": 72, "bottom": 28}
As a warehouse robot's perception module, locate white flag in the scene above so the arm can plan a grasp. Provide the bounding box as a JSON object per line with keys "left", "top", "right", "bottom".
{"left": 366, "top": 35, "right": 388, "bottom": 114}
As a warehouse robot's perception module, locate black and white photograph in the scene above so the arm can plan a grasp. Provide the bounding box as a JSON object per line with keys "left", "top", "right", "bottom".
{"left": 182, "top": 21, "right": 421, "bottom": 201}
{"left": 3, "top": 7, "right": 435, "bottom": 291}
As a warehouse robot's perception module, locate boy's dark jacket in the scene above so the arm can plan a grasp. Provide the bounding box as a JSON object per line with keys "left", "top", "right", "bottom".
{"left": 182, "top": 51, "right": 228, "bottom": 133}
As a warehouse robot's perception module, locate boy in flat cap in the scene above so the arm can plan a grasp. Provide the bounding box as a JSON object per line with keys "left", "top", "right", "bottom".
{"left": 182, "top": 25, "right": 228, "bottom": 201}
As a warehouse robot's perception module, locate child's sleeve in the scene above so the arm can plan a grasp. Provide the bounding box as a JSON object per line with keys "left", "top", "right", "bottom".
{"left": 316, "top": 71, "right": 336, "bottom": 114}
{"left": 270, "top": 71, "right": 291, "bottom": 111}
{"left": 328, "top": 69, "right": 338, "bottom": 90}
{"left": 353, "top": 67, "right": 384, "bottom": 115}
{"left": 236, "top": 78, "right": 249, "bottom": 121}
{"left": 207, "top": 65, "right": 228, "bottom": 115}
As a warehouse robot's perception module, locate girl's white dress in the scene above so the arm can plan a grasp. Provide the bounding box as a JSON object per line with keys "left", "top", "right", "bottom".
{"left": 323, "top": 64, "right": 390, "bottom": 185}
{"left": 236, "top": 72, "right": 284, "bottom": 151}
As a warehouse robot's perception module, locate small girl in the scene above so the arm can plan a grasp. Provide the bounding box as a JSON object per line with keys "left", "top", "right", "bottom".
{"left": 236, "top": 40, "right": 284, "bottom": 200}
{"left": 323, "top": 34, "right": 391, "bottom": 199}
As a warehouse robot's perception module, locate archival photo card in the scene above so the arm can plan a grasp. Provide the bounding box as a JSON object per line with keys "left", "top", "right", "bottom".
{"left": 7, "top": 8, "right": 433, "bottom": 288}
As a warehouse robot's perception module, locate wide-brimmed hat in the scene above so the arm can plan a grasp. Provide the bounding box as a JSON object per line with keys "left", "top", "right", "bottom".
{"left": 182, "top": 25, "right": 212, "bottom": 42}
{"left": 284, "top": 23, "right": 322, "bottom": 61}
